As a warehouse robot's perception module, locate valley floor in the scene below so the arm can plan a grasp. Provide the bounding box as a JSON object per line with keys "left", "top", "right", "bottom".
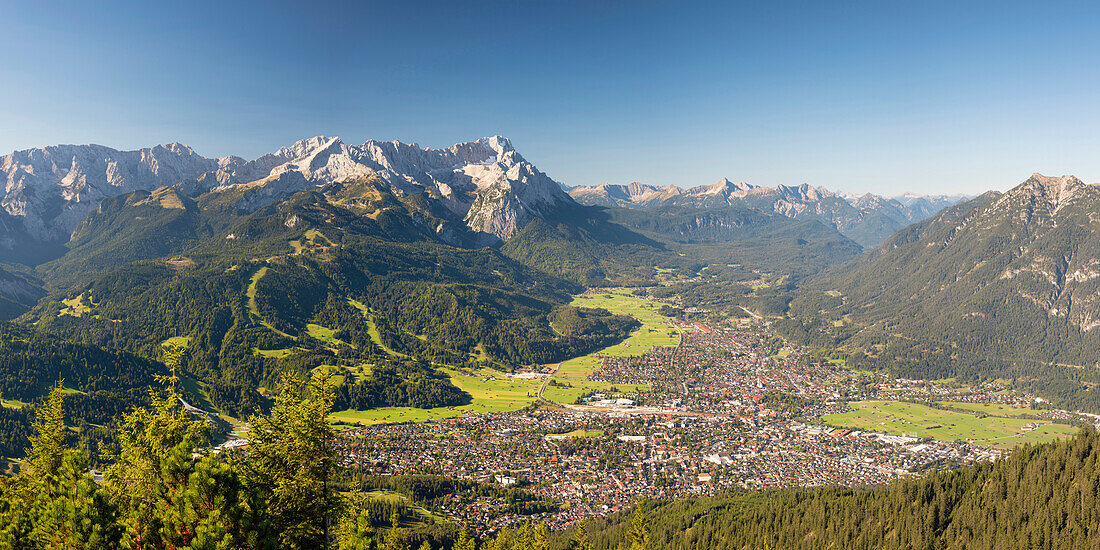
{"left": 335, "top": 288, "right": 1097, "bottom": 533}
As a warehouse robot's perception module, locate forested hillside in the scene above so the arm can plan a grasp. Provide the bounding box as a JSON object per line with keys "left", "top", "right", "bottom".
{"left": 814, "top": 175, "right": 1100, "bottom": 365}
{"left": 747, "top": 175, "right": 1100, "bottom": 411}
{"left": 606, "top": 205, "right": 862, "bottom": 277}
{"left": 0, "top": 322, "right": 162, "bottom": 457}
{"left": 574, "top": 428, "right": 1100, "bottom": 550}
{"left": 11, "top": 182, "right": 648, "bottom": 423}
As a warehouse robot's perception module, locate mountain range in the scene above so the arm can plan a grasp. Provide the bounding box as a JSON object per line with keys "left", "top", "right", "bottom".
{"left": 0, "top": 136, "right": 571, "bottom": 249}
{"left": 568, "top": 180, "right": 969, "bottom": 248}
{"left": 822, "top": 173, "right": 1100, "bottom": 350}
{"left": 0, "top": 135, "right": 874, "bottom": 421}
{"left": 7, "top": 135, "right": 1095, "bottom": 418}
{"left": 0, "top": 137, "right": 867, "bottom": 290}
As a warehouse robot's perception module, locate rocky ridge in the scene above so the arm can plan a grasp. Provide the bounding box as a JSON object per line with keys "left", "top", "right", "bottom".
{"left": 0, "top": 135, "right": 573, "bottom": 244}
{"left": 568, "top": 180, "right": 969, "bottom": 247}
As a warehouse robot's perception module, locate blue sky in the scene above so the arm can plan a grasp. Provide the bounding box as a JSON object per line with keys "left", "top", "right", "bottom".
{"left": 2, "top": 1, "right": 1099, "bottom": 195}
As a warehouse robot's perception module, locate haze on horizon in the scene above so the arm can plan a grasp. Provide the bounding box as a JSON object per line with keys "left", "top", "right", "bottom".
{"left": 2, "top": 0, "right": 1099, "bottom": 196}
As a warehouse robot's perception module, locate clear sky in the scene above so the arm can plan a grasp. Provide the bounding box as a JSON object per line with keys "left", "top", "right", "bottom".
{"left": 2, "top": 1, "right": 1099, "bottom": 195}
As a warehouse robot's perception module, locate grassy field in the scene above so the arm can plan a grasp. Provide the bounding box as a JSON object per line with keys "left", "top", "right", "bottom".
{"left": 823, "top": 400, "right": 1078, "bottom": 449}
{"left": 333, "top": 289, "right": 674, "bottom": 424}
{"left": 289, "top": 229, "right": 334, "bottom": 254}
{"left": 59, "top": 294, "right": 93, "bottom": 317}
{"left": 247, "top": 267, "right": 295, "bottom": 339}
{"left": 162, "top": 336, "right": 192, "bottom": 348}
{"left": 348, "top": 299, "right": 406, "bottom": 357}
{"left": 306, "top": 323, "right": 350, "bottom": 348}
{"left": 541, "top": 289, "right": 675, "bottom": 403}
{"left": 360, "top": 491, "right": 443, "bottom": 526}
{"left": 935, "top": 401, "right": 1037, "bottom": 418}
{"left": 330, "top": 406, "right": 463, "bottom": 425}
{"left": 254, "top": 347, "right": 298, "bottom": 358}
{"left": 246, "top": 267, "right": 266, "bottom": 316}
{"left": 330, "top": 367, "right": 544, "bottom": 426}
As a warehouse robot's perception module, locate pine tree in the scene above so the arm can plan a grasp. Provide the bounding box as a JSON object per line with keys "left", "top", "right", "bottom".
{"left": 383, "top": 509, "right": 409, "bottom": 550}
{"left": 454, "top": 526, "right": 477, "bottom": 550}
{"left": 23, "top": 450, "right": 121, "bottom": 549}
{"left": 0, "top": 382, "right": 123, "bottom": 549}
{"left": 532, "top": 522, "right": 549, "bottom": 550}
{"left": 243, "top": 371, "right": 343, "bottom": 550}
{"left": 105, "top": 346, "right": 269, "bottom": 549}
{"left": 512, "top": 521, "right": 534, "bottom": 550}
{"left": 337, "top": 493, "right": 377, "bottom": 550}
{"left": 625, "top": 505, "right": 651, "bottom": 550}
{"left": 25, "top": 381, "right": 67, "bottom": 475}
{"left": 572, "top": 519, "right": 593, "bottom": 550}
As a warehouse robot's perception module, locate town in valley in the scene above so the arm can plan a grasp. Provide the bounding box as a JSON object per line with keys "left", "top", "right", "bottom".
{"left": 329, "top": 288, "right": 1093, "bottom": 535}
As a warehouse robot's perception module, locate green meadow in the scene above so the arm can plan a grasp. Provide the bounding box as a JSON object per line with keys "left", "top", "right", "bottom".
{"left": 330, "top": 367, "right": 543, "bottom": 426}
{"left": 347, "top": 298, "right": 406, "bottom": 357}
{"left": 823, "top": 400, "right": 1077, "bottom": 449}
{"left": 58, "top": 294, "right": 93, "bottom": 317}
{"left": 306, "top": 323, "right": 349, "bottom": 347}
{"left": 246, "top": 267, "right": 295, "bottom": 340}
{"left": 332, "top": 289, "right": 676, "bottom": 424}
{"left": 541, "top": 289, "right": 676, "bottom": 403}
{"left": 162, "top": 336, "right": 192, "bottom": 348}
{"left": 0, "top": 399, "right": 29, "bottom": 409}
{"left": 935, "top": 401, "right": 1036, "bottom": 418}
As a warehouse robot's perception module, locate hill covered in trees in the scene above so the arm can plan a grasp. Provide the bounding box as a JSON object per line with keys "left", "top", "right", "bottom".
{"left": 811, "top": 174, "right": 1100, "bottom": 365}
{"left": 570, "top": 428, "right": 1100, "bottom": 550}
{"left": 7, "top": 180, "right": 651, "bottom": 424}
{"left": 744, "top": 174, "right": 1100, "bottom": 411}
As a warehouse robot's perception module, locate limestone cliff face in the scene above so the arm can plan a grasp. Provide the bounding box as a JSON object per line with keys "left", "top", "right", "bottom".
{"left": 0, "top": 135, "right": 576, "bottom": 244}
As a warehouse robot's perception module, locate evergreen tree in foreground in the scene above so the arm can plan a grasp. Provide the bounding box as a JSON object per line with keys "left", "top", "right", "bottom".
{"left": 242, "top": 370, "right": 344, "bottom": 550}
{"left": 105, "top": 344, "right": 272, "bottom": 549}
{"left": 0, "top": 382, "right": 121, "bottom": 549}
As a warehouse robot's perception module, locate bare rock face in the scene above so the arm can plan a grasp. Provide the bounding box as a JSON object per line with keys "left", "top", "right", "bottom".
{"left": 2, "top": 143, "right": 215, "bottom": 241}
{"left": 0, "top": 135, "right": 575, "bottom": 244}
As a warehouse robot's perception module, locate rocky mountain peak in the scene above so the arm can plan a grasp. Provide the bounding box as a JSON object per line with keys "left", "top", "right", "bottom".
{"left": 775, "top": 183, "right": 834, "bottom": 202}
{"left": 476, "top": 135, "right": 514, "bottom": 158}
{"left": 689, "top": 178, "right": 753, "bottom": 198}
{"left": 997, "top": 173, "right": 1091, "bottom": 214}
{"left": 272, "top": 135, "right": 342, "bottom": 160}
{"left": 1022, "top": 173, "right": 1084, "bottom": 197}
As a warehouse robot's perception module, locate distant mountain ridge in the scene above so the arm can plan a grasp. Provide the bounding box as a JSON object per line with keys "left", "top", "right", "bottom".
{"left": 568, "top": 180, "right": 970, "bottom": 247}
{"left": 0, "top": 135, "right": 571, "bottom": 245}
